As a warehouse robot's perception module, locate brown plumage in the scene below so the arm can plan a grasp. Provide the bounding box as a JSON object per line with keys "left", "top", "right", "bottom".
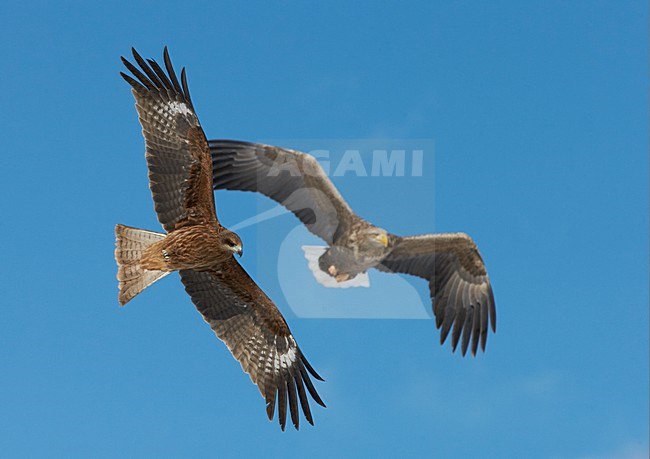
{"left": 209, "top": 140, "right": 496, "bottom": 356}
{"left": 114, "top": 48, "right": 324, "bottom": 430}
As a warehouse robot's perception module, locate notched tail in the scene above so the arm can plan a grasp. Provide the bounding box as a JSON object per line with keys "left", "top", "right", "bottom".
{"left": 115, "top": 224, "right": 170, "bottom": 305}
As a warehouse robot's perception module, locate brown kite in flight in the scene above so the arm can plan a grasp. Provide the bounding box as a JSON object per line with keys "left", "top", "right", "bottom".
{"left": 114, "top": 48, "right": 325, "bottom": 430}
{"left": 208, "top": 141, "right": 497, "bottom": 357}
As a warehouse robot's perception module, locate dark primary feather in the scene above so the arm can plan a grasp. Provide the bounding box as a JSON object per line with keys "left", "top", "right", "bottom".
{"left": 209, "top": 140, "right": 358, "bottom": 244}
{"left": 179, "top": 260, "right": 325, "bottom": 431}
{"left": 378, "top": 233, "right": 496, "bottom": 356}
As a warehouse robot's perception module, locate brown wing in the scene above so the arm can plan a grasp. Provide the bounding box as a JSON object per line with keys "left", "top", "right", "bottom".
{"left": 209, "top": 140, "right": 358, "bottom": 244}
{"left": 121, "top": 48, "right": 217, "bottom": 232}
{"left": 179, "top": 258, "right": 326, "bottom": 431}
{"left": 378, "top": 233, "right": 496, "bottom": 357}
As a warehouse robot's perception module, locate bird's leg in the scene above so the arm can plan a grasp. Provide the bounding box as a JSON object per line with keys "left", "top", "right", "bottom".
{"left": 327, "top": 264, "right": 355, "bottom": 282}
{"left": 335, "top": 273, "right": 351, "bottom": 282}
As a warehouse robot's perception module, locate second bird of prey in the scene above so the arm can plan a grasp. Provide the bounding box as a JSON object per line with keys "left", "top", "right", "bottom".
{"left": 115, "top": 48, "right": 496, "bottom": 431}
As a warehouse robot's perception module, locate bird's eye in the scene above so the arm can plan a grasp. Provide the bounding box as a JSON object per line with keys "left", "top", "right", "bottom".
{"left": 226, "top": 240, "right": 237, "bottom": 247}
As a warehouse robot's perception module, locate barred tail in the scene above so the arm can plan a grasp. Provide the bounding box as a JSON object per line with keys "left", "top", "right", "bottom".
{"left": 114, "top": 224, "right": 170, "bottom": 305}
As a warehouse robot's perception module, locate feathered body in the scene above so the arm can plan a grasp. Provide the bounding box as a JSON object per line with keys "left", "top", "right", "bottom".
{"left": 137, "top": 225, "right": 240, "bottom": 271}
{"left": 318, "top": 220, "right": 391, "bottom": 281}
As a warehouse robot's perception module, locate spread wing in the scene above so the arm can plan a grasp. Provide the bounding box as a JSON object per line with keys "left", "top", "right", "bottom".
{"left": 121, "top": 48, "right": 217, "bottom": 233}
{"left": 378, "top": 233, "right": 496, "bottom": 357}
{"left": 209, "top": 140, "right": 357, "bottom": 244}
{"left": 179, "top": 259, "right": 326, "bottom": 431}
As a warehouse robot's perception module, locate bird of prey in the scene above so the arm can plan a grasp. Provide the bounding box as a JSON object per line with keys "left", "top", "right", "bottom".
{"left": 209, "top": 140, "right": 497, "bottom": 357}
{"left": 114, "top": 48, "right": 325, "bottom": 430}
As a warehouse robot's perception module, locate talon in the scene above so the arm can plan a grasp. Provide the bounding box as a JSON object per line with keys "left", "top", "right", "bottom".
{"left": 335, "top": 273, "right": 351, "bottom": 282}
{"left": 328, "top": 265, "right": 338, "bottom": 276}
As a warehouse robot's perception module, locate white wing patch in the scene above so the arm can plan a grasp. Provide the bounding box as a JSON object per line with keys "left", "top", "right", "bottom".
{"left": 166, "top": 100, "right": 193, "bottom": 117}
{"left": 302, "top": 245, "right": 370, "bottom": 288}
{"left": 280, "top": 337, "right": 298, "bottom": 366}
{"left": 265, "top": 336, "right": 299, "bottom": 383}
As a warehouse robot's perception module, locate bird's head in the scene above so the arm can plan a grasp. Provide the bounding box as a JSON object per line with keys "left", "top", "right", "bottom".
{"left": 220, "top": 230, "right": 243, "bottom": 257}
{"left": 363, "top": 227, "right": 389, "bottom": 249}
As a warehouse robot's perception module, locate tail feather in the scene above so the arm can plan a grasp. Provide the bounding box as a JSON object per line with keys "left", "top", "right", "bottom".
{"left": 115, "top": 224, "right": 170, "bottom": 305}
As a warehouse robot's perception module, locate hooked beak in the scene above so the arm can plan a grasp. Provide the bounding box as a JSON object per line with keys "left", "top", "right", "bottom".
{"left": 376, "top": 233, "right": 389, "bottom": 247}
{"left": 236, "top": 246, "right": 243, "bottom": 257}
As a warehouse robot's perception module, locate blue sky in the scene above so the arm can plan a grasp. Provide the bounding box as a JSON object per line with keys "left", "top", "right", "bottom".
{"left": 0, "top": 1, "right": 647, "bottom": 457}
